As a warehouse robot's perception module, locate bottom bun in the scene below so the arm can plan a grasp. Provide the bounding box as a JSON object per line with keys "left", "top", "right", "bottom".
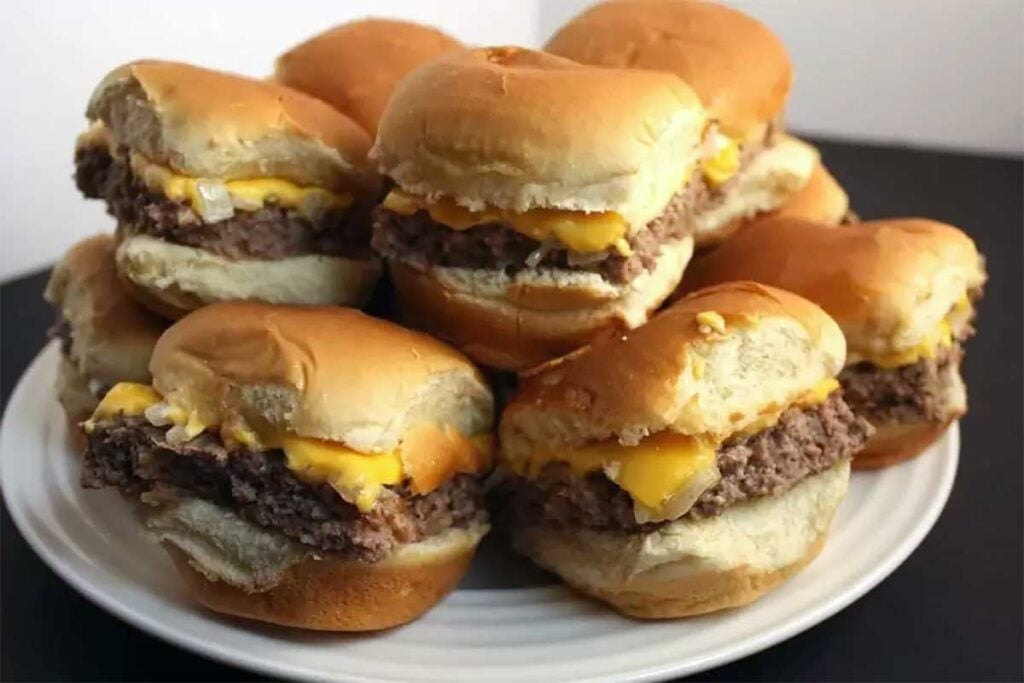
{"left": 513, "top": 461, "right": 849, "bottom": 619}
{"left": 56, "top": 357, "right": 97, "bottom": 452}
{"left": 164, "top": 524, "right": 486, "bottom": 631}
{"left": 115, "top": 235, "right": 382, "bottom": 317}
{"left": 389, "top": 237, "right": 693, "bottom": 371}
{"left": 853, "top": 420, "right": 954, "bottom": 469}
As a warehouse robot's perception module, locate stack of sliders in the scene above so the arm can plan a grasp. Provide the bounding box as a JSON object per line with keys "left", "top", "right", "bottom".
{"left": 274, "top": 19, "right": 463, "bottom": 136}
{"left": 74, "top": 61, "right": 381, "bottom": 317}
{"left": 546, "top": 0, "right": 842, "bottom": 242}
{"left": 80, "top": 302, "right": 494, "bottom": 630}
{"left": 371, "top": 46, "right": 714, "bottom": 370}
{"left": 681, "top": 217, "right": 986, "bottom": 467}
{"left": 496, "top": 282, "right": 873, "bottom": 617}
{"left": 44, "top": 234, "right": 166, "bottom": 442}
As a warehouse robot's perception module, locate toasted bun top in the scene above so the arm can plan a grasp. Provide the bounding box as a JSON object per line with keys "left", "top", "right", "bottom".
{"left": 86, "top": 60, "right": 374, "bottom": 192}
{"left": 545, "top": 0, "right": 791, "bottom": 139}
{"left": 44, "top": 234, "right": 166, "bottom": 384}
{"left": 501, "top": 282, "right": 845, "bottom": 459}
{"left": 149, "top": 302, "right": 493, "bottom": 454}
{"left": 372, "top": 46, "right": 708, "bottom": 229}
{"left": 769, "top": 161, "right": 849, "bottom": 225}
{"left": 681, "top": 218, "right": 986, "bottom": 357}
{"left": 275, "top": 19, "right": 462, "bottom": 136}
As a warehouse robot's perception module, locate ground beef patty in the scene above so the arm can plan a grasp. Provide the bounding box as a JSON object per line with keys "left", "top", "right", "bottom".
{"left": 840, "top": 344, "right": 964, "bottom": 425}
{"left": 499, "top": 391, "right": 872, "bottom": 533}
{"left": 75, "top": 147, "right": 370, "bottom": 260}
{"left": 83, "top": 417, "right": 487, "bottom": 563}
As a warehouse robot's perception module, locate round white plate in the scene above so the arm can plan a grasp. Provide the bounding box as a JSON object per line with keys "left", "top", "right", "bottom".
{"left": 2, "top": 343, "right": 959, "bottom": 683}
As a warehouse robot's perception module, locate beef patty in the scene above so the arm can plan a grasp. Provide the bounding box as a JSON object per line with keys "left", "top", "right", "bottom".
{"left": 75, "top": 147, "right": 371, "bottom": 261}
{"left": 372, "top": 130, "right": 775, "bottom": 285}
{"left": 498, "top": 391, "right": 872, "bottom": 533}
{"left": 840, "top": 344, "right": 964, "bottom": 425}
{"left": 83, "top": 417, "right": 487, "bottom": 563}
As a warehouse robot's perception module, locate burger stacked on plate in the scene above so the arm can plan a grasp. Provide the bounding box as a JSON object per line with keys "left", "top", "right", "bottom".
{"left": 52, "top": 0, "right": 985, "bottom": 629}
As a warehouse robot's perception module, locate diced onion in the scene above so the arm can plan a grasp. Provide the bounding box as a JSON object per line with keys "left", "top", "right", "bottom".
{"left": 144, "top": 403, "right": 175, "bottom": 427}
{"left": 194, "top": 180, "right": 235, "bottom": 222}
{"left": 631, "top": 462, "right": 722, "bottom": 524}
{"left": 525, "top": 242, "right": 556, "bottom": 268}
{"left": 566, "top": 249, "right": 610, "bottom": 266}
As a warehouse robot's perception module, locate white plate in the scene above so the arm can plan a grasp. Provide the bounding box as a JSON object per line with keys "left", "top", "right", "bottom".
{"left": 1, "top": 343, "right": 959, "bottom": 683}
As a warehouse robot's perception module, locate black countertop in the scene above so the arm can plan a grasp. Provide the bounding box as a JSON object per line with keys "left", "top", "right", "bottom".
{"left": 2, "top": 138, "right": 1022, "bottom": 682}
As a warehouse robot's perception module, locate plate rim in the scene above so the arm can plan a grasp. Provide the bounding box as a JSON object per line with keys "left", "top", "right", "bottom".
{"left": 1, "top": 342, "right": 960, "bottom": 683}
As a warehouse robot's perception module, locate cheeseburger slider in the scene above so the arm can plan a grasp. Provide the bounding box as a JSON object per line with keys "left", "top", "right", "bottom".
{"left": 372, "top": 47, "right": 712, "bottom": 371}
{"left": 497, "top": 282, "right": 872, "bottom": 618}
{"left": 546, "top": 0, "right": 820, "bottom": 246}
{"left": 44, "top": 234, "right": 166, "bottom": 436}
{"left": 75, "top": 61, "right": 381, "bottom": 317}
{"left": 275, "top": 19, "right": 462, "bottom": 136}
{"left": 81, "top": 303, "right": 493, "bottom": 630}
{"left": 764, "top": 158, "right": 853, "bottom": 226}
{"left": 682, "top": 218, "right": 985, "bottom": 467}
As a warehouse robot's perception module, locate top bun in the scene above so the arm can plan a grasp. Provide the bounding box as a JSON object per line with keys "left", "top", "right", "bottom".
{"left": 768, "top": 161, "right": 849, "bottom": 225}
{"left": 545, "top": 0, "right": 791, "bottom": 139}
{"left": 149, "top": 302, "right": 493, "bottom": 455}
{"left": 501, "top": 282, "right": 844, "bottom": 461}
{"left": 372, "top": 46, "right": 708, "bottom": 230}
{"left": 681, "top": 218, "right": 986, "bottom": 358}
{"left": 275, "top": 19, "right": 462, "bottom": 136}
{"left": 44, "top": 234, "right": 166, "bottom": 386}
{"left": 86, "top": 60, "right": 374, "bottom": 192}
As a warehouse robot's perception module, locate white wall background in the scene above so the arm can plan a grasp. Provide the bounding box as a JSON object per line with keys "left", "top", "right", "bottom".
{"left": 1, "top": 0, "right": 1021, "bottom": 280}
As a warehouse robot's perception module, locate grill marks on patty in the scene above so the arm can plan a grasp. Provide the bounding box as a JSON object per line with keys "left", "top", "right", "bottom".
{"left": 840, "top": 344, "right": 964, "bottom": 425}
{"left": 74, "top": 146, "right": 371, "bottom": 260}
{"left": 498, "top": 392, "right": 872, "bottom": 533}
{"left": 82, "top": 417, "right": 487, "bottom": 563}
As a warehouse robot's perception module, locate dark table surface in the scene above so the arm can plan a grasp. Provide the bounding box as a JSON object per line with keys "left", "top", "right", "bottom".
{"left": 2, "top": 138, "right": 1022, "bottom": 682}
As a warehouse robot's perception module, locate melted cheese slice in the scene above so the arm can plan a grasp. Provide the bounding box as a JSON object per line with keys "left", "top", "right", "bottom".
{"left": 701, "top": 131, "right": 741, "bottom": 187}
{"left": 858, "top": 294, "right": 970, "bottom": 369}
{"left": 86, "top": 382, "right": 488, "bottom": 512}
{"left": 516, "top": 377, "right": 840, "bottom": 517}
{"left": 381, "top": 189, "right": 631, "bottom": 254}
{"left": 131, "top": 155, "right": 352, "bottom": 217}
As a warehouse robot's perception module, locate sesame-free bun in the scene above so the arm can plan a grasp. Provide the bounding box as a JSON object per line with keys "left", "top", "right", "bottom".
{"left": 514, "top": 461, "right": 849, "bottom": 618}
{"left": 545, "top": 0, "right": 791, "bottom": 139}
{"left": 86, "top": 60, "right": 374, "bottom": 192}
{"left": 694, "top": 135, "right": 819, "bottom": 246}
{"left": 389, "top": 236, "right": 694, "bottom": 371}
{"left": 372, "top": 47, "right": 708, "bottom": 231}
{"left": 164, "top": 525, "right": 485, "bottom": 631}
{"left": 500, "top": 281, "right": 846, "bottom": 462}
{"left": 149, "top": 301, "right": 494, "bottom": 457}
{"left": 45, "top": 234, "right": 167, "bottom": 388}
{"left": 768, "top": 162, "right": 850, "bottom": 225}
{"left": 275, "top": 19, "right": 462, "bottom": 136}
{"left": 681, "top": 218, "right": 986, "bottom": 360}
{"left": 114, "top": 235, "right": 381, "bottom": 316}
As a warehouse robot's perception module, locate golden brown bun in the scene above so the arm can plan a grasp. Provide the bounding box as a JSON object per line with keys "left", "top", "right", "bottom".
{"left": 514, "top": 462, "right": 848, "bottom": 618}
{"left": 275, "top": 19, "right": 462, "bottom": 136}
{"left": 150, "top": 301, "right": 493, "bottom": 457}
{"left": 114, "top": 234, "right": 382, "bottom": 316}
{"left": 501, "top": 282, "right": 846, "bottom": 461}
{"left": 164, "top": 525, "right": 482, "bottom": 631}
{"left": 372, "top": 47, "right": 707, "bottom": 230}
{"left": 45, "top": 234, "right": 167, "bottom": 386}
{"left": 767, "top": 162, "right": 850, "bottom": 225}
{"left": 86, "top": 60, "right": 374, "bottom": 192}
{"left": 681, "top": 218, "right": 986, "bottom": 359}
{"left": 389, "top": 237, "right": 693, "bottom": 371}
{"left": 545, "top": 0, "right": 791, "bottom": 139}
{"left": 854, "top": 421, "right": 955, "bottom": 469}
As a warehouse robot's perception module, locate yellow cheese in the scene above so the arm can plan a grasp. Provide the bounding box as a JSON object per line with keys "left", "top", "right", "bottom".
{"left": 521, "top": 433, "right": 718, "bottom": 510}
{"left": 701, "top": 132, "right": 741, "bottom": 187}
{"left": 87, "top": 382, "right": 160, "bottom": 426}
{"left": 864, "top": 319, "right": 954, "bottom": 369}
{"left": 161, "top": 175, "right": 352, "bottom": 213}
{"left": 281, "top": 437, "right": 404, "bottom": 513}
{"left": 517, "top": 376, "right": 840, "bottom": 513}
{"left": 381, "top": 189, "right": 630, "bottom": 254}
